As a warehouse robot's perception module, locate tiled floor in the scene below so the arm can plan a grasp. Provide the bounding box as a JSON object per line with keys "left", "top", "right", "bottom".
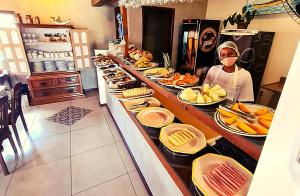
{"left": 0, "top": 94, "right": 149, "bottom": 196}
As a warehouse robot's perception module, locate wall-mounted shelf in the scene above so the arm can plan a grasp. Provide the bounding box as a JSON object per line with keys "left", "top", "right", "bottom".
{"left": 19, "top": 23, "right": 74, "bottom": 29}
{"left": 24, "top": 42, "right": 71, "bottom": 46}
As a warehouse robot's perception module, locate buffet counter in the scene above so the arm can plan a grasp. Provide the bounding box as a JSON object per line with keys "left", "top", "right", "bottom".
{"left": 104, "top": 83, "right": 188, "bottom": 195}
{"left": 96, "top": 55, "right": 261, "bottom": 195}
{"left": 109, "top": 54, "right": 265, "bottom": 161}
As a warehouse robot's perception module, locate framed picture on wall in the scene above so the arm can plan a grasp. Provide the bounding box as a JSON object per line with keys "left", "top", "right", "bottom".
{"left": 248, "top": 0, "right": 300, "bottom": 15}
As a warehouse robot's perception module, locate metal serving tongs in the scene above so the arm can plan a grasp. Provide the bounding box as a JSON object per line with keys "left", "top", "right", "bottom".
{"left": 219, "top": 104, "right": 256, "bottom": 123}
{"left": 129, "top": 101, "right": 150, "bottom": 110}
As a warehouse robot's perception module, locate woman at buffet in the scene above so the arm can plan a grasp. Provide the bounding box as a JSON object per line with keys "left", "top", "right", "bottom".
{"left": 203, "top": 41, "right": 254, "bottom": 102}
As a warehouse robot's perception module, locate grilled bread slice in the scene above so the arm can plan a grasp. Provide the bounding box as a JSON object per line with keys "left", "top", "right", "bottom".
{"left": 122, "top": 87, "right": 151, "bottom": 98}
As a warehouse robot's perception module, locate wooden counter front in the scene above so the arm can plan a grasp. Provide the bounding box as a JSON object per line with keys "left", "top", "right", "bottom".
{"left": 109, "top": 54, "right": 265, "bottom": 161}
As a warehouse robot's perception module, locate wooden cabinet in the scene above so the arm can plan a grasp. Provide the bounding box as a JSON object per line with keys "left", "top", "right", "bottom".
{"left": 27, "top": 72, "right": 84, "bottom": 105}
{"left": 0, "top": 24, "right": 94, "bottom": 105}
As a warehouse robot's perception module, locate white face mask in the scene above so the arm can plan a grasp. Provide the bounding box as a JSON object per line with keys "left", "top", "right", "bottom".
{"left": 221, "top": 57, "right": 237, "bottom": 67}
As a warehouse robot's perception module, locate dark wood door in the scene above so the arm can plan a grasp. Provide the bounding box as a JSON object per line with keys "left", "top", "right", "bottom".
{"left": 142, "top": 6, "right": 175, "bottom": 63}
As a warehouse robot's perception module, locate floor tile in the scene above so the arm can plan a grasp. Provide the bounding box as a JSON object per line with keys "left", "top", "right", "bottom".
{"left": 6, "top": 158, "right": 71, "bottom": 196}
{"left": 116, "top": 141, "right": 136, "bottom": 172}
{"left": 16, "top": 108, "right": 37, "bottom": 130}
{"left": 0, "top": 140, "right": 20, "bottom": 177}
{"left": 74, "top": 174, "right": 136, "bottom": 196}
{"left": 102, "top": 107, "right": 122, "bottom": 142}
{"left": 71, "top": 123, "right": 114, "bottom": 155}
{"left": 71, "top": 144, "right": 127, "bottom": 194}
{"left": 37, "top": 101, "right": 71, "bottom": 119}
{"left": 20, "top": 120, "right": 69, "bottom": 141}
{"left": 71, "top": 109, "right": 107, "bottom": 131}
{"left": 0, "top": 175, "right": 12, "bottom": 196}
{"left": 9, "top": 125, "right": 29, "bottom": 148}
{"left": 129, "top": 171, "right": 149, "bottom": 196}
{"left": 71, "top": 96, "right": 100, "bottom": 110}
{"left": 17, "top": 132, "right": 70, "bottom": 170}
{"left": 38, "top": 100, "right": 70, "bottom": 110}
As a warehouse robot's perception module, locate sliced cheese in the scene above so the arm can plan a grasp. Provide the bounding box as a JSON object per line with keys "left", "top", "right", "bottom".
{"left": 167, "top": 129, "right": 196, "bottom": 147}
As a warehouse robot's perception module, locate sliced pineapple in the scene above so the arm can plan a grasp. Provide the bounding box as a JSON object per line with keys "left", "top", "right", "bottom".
{"left": 214, "top": 89, "right": 226, "bottom": 97}
{"left": 196, "top": 94, "right": 205, "bottom": 104}
{"left": 210, "top": 93, "right": 220, "bottom": 102}
{"left": 203, "top": 94, "right": 213, "bottom": 103}
{"left": 202, "top": 84, "right": 210, "bottom": 94}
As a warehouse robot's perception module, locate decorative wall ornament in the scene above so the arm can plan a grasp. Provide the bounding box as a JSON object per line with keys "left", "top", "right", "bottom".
{"left": 248, "top": 0, "right": 300, "bottom": 15}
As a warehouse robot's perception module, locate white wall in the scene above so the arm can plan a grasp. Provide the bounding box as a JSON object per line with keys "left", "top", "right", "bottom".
{"left": 206, "top": 0, "right": 300, "bottom": 85}
{"left": 0, "top": 0, "right": 116, "bottom": 89}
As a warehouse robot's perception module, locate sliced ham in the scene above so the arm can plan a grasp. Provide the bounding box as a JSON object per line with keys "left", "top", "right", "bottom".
{"left": 224, "top": 162, "right": 248, "bottom": 182}
{"left": 210, "top": 173, "right": 235, "bottom": 195}
{"left": 202, "top": 162, "right": 249, "bottom": 196}
{"left": 213, "top": 168, "right": 240, "bottom": 191}
{"left": 218, "top": 164, "right": 245, "bottom": 185}
{"left": 203, "top": 174, "right": 230, "bottom": 196}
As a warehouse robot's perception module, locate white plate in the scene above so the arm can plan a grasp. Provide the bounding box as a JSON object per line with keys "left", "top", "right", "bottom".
{"left": 157, "top": 77, "right": 199, "bottom": 88}
{"left": 177, "top": 87, "right": 227, "bottom": 106}
{"left": 130, "top": 63, "right": 158, "bottom": 71}
{"left": 214, "top": 103, "right": 274, "bottom": 137}
{"left": 192, "top": 153, "right": 253, "bottom": 196}
{"left": 144, "top": 68, "right": 175, "bottom": 79}
{"left": 136, "top": 107, "right": 175, "bottom": 128}
{"left": 159, "top": 123, "right": 206, "bottom": 154}
{"left": 123, "top": 97, "right": 161, "bottom": 112}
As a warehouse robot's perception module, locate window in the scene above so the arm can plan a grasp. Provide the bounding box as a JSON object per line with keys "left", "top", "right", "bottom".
{"left": 0, "top": 12, "right": 16, "bottom": 28}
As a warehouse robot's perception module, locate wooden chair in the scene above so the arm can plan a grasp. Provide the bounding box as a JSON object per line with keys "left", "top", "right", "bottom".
{"left": 0, "top": 95, "right": 18, "bottom": 175}
{"left": 9, "top": 83, "right": 29, "bottom": 148}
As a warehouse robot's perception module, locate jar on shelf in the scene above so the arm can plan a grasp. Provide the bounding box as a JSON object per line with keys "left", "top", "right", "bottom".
{"left": 25, "top": 15, "right": 33, "bottom": 24}
{"left": 34, "top": 16, "right": 40, "bottom": 24}
{"left": 15, "top": 13, "right": 23, "bottom": 24}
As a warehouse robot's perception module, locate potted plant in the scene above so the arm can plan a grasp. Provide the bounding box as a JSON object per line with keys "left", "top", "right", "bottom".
{"left": 223, "top": 5, "right": 257, "bottom": 29}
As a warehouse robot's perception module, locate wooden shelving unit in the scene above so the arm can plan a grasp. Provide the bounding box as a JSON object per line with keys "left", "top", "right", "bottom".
{"left": 0, "top": 23, "right": 92, "bottom": 105}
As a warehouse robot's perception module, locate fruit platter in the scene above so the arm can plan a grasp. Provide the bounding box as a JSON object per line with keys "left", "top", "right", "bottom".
{"left": 157, "top": 73, "right": 199, "bottom": 88}
{"left": 131, "top": 57, "right": 158, "bottom": 71}
{"left": 177, "top": 84, "right": 227, "bottom": 106}
{"left": 214, "top": 102, "right": 274, "bottom": 137}
{"left": 192, "top": 153, "right": 253, "bottom": 196}
{"left": 128, "top": 48, "right": 153, "bottom": 61}
{"left": 159, "top": 123, "right": 207, "bottom": 154}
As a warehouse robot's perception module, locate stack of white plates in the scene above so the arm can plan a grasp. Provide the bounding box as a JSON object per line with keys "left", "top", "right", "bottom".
{"left": 67, "top": 61, "right": 76, "bottom": 71}
{"left": 32, "top": 62, "right": 44, "bottom": 72}
{"left": 56, "top": 61, "right": 68, "bottom": 71}
{"left": 44, "top": 61, "right": 57, "bottom": 72}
